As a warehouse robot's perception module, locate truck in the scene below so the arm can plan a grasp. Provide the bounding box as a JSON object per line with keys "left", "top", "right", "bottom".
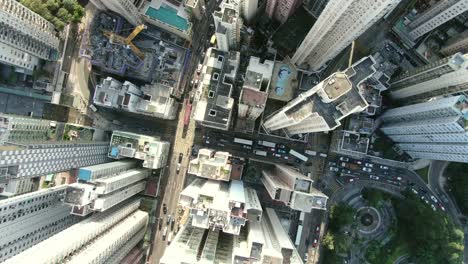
{"left": 257, "top": 140, "right": 276, "bottom": 148}
{"left": 253, "top": 149, "right": 267, "bottom": 156}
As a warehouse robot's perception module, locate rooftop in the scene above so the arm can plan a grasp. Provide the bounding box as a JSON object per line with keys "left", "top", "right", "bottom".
{"left": 194, "top": 48, "right": 240, "bottom": 130}
{"left": 269, "top": 61, "right": 297, "bottom": 102}
{"left": 188, "top": 149, "right": 232, "bottom": 181}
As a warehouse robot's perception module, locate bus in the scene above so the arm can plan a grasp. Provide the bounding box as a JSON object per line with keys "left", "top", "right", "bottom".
{"left": 290, "top": 149, "right": 308, "bottom": 162}
{"left": 295, "top": 225, "right": 303, "bottom": 247}
{"left": 253, "top": 149, "right": 267, "bottom": 156}
{"left": 257, "top": 140, "right": 276, "bottom": 148}
{"left": 234, "top": 138, "right": 253, "bottom": 146}
{"left": 299, "top": 212, "right": 305, "bottom": 223}
{"left": 183, "top": 99, "right": 192, "bottom": 127}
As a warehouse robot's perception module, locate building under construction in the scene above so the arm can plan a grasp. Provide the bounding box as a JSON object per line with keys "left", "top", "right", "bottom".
{"left": 80, "top": 11, "right": 187, "bottom": 85}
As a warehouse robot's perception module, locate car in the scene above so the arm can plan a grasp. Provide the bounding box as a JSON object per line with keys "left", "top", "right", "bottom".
{"left": 369, "top": 175, "right": 379, "bottom": 180}
{"left": 328, "top": 161, "right": 337, "bottom": 166}
{"left": 278, "top": 144, "right": 286, "bottom": 149}
{"left": 379, "top": 165, "right": 388, "bottom": 170}
{"left": 356, "top": 161, "right": 362, "bottom": 165}
{"left": 219, "top": 138, "right": 229, "bottom": 143}
{"left": 315, "top": 225, "right": 320, "bottom": 233}
{"left": 339, "top": 157, "right": 350, "bottom": 162}
{"left": 269, "top": 148, "right": 276, "bottom": 152}
{"left": 395, "top": 176, "right": 403, "bottom": 181}
{"left": 242, "top": 145, "right": 252, "bottom": 150}
{"left": 273, "top": 153, "right": 281, "bottom": 158}
{"left": 349, "top": 178, "right": 356, "bottom": 183}
{"left": 344, "top": 170, "right": 351, "bottom": 174}
{"left": 176, "top": 164, "right": 181, "bottom": 174}
{"left": 329, "top": 167, "right": 339, "bottom": 172}
{"left": 158, "top": 219, "right": 163, "bottom": 230}
{"left": 431, "top": 204, "right": 437, "bottom": 211}
{"left": 166, "top": 215, "right": 172, "bottom": 225}
{"left": 170, "top": 218, "right": 175, "bottom": 230}
{"left": 163, "top": 203, "right": 168, "bottom": 214}
{"left": 411, "top": 188, "right": 418, "bottom": 194}
{"left": 178, "top": 153, "right": 183, "bottom": 163}
{"left": 283, "top": 156, "right": 289, "bottom": 160}
{"left": 312, "top": 239, "right": 318, "bottom": 248}
{"left": 439, "top": 205, "right": 446, "bottom": 211}
{"left": 365, "top": 163, "right": 374, "bottom": 168}
{"left": 363, "top": 167, "right": 372, "bottom": 172}
{"left": 217, "top": 143, "right": 225, "bottom": 147}
{"left": 430, "top": 195, "right": 438, "bottom": 203}
{"left": 277, "top": 149, "right": 287, "bottom": 154}
{"left": 205, "top": 140, "right": 210, "bottom": 144}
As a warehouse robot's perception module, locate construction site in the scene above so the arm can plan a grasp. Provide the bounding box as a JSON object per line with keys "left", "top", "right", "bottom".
{"left": 79, "top": 11, "right": 188, "bottom": 86}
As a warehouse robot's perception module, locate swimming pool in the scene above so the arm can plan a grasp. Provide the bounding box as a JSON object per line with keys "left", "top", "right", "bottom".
{"left": 274, "top": 65, "right": 292, "bottom": 96}
{"left": 145, "top": 6, "right": 189, "bottom": 31}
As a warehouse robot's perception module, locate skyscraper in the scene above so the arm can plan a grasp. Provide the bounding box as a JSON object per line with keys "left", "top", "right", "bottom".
{"left": 265, "top": 0, "right": 302, "bottom": 24}
{"left": 263, "top": 56, "right": 378, "bottom": 135}
{"left": 292, "top": 0, "right": 400, "bottom": 71}
{"left": 89, "top": 0, "right": 143, "bottom": 26}
{"left": 407, "top": 0, "right": 468, "bottom": 41}
{"left": 389, "top": 53, "right": 468, "bottom": 102}
{"left": 380, "top": 95, "right": 468, "bottom": 163}
{"left": 0, "top": 0, "right": 60, "bottom": 72}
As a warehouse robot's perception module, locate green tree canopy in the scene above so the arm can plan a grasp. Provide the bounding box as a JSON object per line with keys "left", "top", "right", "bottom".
{"left": 20, "top": 0, "right": 85, "bottom": 31}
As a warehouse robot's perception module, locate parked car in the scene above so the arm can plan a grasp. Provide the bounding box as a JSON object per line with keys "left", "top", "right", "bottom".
{"left": 363, "top": 167, "right": 372, "bottom": 172}
{"left": 365, "top": 163, "right": 374, "bottom": 168}
{"left": 163, "top": 203, "right": 168, "bottom": 214}
{"left": 329, "top": 167, "right": 339, "bottom": 172}
{"left": 340, "top": 157, "right": 350, "bottom": 162}
{"left": 369, "top": 175, "right": 379, "bottom": 180}
{"left": 430, "top": 195, "right": 438, "bottom": 203}
{"left": 178, "top": 153, "right": 183, "bottom": 163}
{"left": 277, "top": 149, "right": 287, "bottom": 154}
{"left": 273, "top": 153, "right": 281, "bottom": 158}
{"left": 379, "top": 165, "right": 389, "bottom": 170}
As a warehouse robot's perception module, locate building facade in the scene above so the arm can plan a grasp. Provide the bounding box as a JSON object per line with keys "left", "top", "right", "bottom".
{"left": 304, "top": 0, "right": 329, "bottom": 18}
{"left": 0, "top": 142, "right": 110, "bottom": 196}
{"left": 440, "top": 30, "right": 468, "bottom": 56}
{"left": 389, "top": 53, "right": 468, "bottom": 102}
{"left": 194, "top": 48, "right": 240, "bottom": 130}
{"left": 0, "top": 0, "right": 60, "bottom": 72}
{"left": 265, "top": 0, "right": 302, "bottom": 24}
{"left": 90, "top": 0, "right": 144, "bottom": 25}
{"left": 380, "top": 95, "right": 468, "bottom": 162}
{"left": 213, "top": 2, "right": 243, "bottom": 51}
{"left": 0, "top": 186, "right": 79, "bottom": 262}
{"left": 291, "top": 0, "right": 400, "bottom": 71}
{"left": 408, "top": 0, "right": 468, "bottom": 40}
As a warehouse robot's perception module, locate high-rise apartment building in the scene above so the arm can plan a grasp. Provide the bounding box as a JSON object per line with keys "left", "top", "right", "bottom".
{"left": 243, "top": 0, "right": 259, "bottom": 22}
{"left": 5, "top": 199, "right": 148, "bottom": 264}
{"left": 94, "top": 77, "right": 178, "bottom": 120}
{"left": 262, "top": 164, "right": 327, "bottom": 212}
{"left": 0, "top": 186, "right": 79, "bottom": 262}
{"left": 0, "top": 0, "right": 60, "bottom": 72}
{"left": 407, "top": 0, "right": 468, "bottom": 40}
{"left": 213, "top": 3, "right": 243, "bottom": 51}
{"left": 389, "top": 53, "right": 468, "bottom": 102}
{"left": 380, "top": 95, "right": 468, "bottom": 163}
{"left": 263, "top": 56, "right": 378, "bottom": 135}
{"left": 194, "top": 48, "right": 240, "bottom": 130}
{"left": 108, "top": 131, "right": 170, "bottom": 169}
{"left": 185, "top": 0, "right": 205, "bottom": 20}
{"left": 89, "top": 0, "right": 144, "bottom": 25}
{"left": 0, "top": 141, "right": 110, "bottom": 196}
{"left": 238, "top": 57, "right": 275, "bottom": 122}
{"left": 265, "top": 0, "right": 302, "bottom": 24}
{"left": 188, "top": 149, "right": 232, "bottom": 181}
{"left": 292, "top": 0, "right": 400, "bottom": 71}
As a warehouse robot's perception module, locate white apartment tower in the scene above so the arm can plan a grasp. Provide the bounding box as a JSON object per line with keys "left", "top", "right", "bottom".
{"left": 407, "top": 0, "right": 468, "bottom": 40}
{"left": 380, "top": 95, "right": 468, "bottom": 163}
{"left": 213, "top": 3, "right": 243, "bottom": 51}
{"left": 89, "top": 0, "right": 143, "bottom": 26}
{"left": 0, "top": 0, "right": 60, "bottom": 72}
{"left": 5, "top": 199, "right": 148, "bottom": 264}
{"left": 389, "top": 53, "right": 468, "bottom": 101}
{"left": 238, "top": 57, "right": 275, "bottom": 121}
{"left": 263, "top": 56, "right": 378, "bottom": 135}
{"left": 291, "top": 0, "right": 400, "bottom": 71}
{"left": 0, "top": 186, "right": 79, "bottom": 262}
{"left": 243, "top": 0, "right": 259, "bottom": 22}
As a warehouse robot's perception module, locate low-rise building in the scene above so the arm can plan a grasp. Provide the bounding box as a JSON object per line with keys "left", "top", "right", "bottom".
{"left": 94, "top": 77, "right": 177, "bottom": 120}
{"left": 108, "top": 131, "right": 170, "bottom": 169}
{"left": 194, "top": 48, "right": 240, "bottom": 131}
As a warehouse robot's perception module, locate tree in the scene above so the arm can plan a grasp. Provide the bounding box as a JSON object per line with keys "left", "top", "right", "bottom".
{"left": 20, "top": 0, "right": 85, "bottom": 30}
{"left": 328, "top": 203, "right": 355, "bottom": 232}
{"left": 361, "top": 188, "right": 385, "bottom": 207}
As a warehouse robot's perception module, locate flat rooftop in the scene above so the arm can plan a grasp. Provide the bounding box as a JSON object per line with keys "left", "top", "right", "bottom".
{"left": 322, "top": 73, "right": 352, "bottom": 100}
{"left": 222, "top": 7, "right": 237, "bottom": 23}
{"left": 240, "top": 88, "right": 268, "bottom": 107}
{"left": 269, "top": 61, "right": 296, "bottom": 102}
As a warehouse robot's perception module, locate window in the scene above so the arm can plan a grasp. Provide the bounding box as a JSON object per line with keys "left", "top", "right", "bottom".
{"left": 209, "top": 110, "right": 217, "bottom": 116}
{"left": 208, "top": 90, "right": 215, "bottom": 98}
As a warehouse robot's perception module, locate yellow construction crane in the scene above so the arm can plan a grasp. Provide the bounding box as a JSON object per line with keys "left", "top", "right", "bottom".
{"left": 103, "top": 24, "right": 147, "bottom": 60}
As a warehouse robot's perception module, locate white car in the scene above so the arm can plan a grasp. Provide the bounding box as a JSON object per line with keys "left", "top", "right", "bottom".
{"left": 379, "top": 165, "right": 389, "bottom": 170}
{"left": 273, "top": 153, "right": 281, "bottom": 158}
{"left": 340, "top": 157, "right": 350, "bottom": 162}
{"left": 430, "top": 195, "right": 438, "bottom": 203}
{"left": 411, "top": 188, "right": 418, "bottom": 194}
{"left": 329, "top": 167, "right": 339, "bottom": 172}
{"left": 431, "top": 204, "right": 437, "bottom": 211}
{"left": 363, "top": 167, "right": 372, "bottom": 172}
{"left": 396, "top": 176, "right": 402, "bottom": 181}
{"left": 365, "top": 163, "right": 374, "bottom": 168}
{"left": 369, "top": 175, "right": 379, "bottom": 180}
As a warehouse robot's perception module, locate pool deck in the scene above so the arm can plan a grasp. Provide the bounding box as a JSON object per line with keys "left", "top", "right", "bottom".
{"left": 268, "top": 60, "right": 297, "bottom": 102}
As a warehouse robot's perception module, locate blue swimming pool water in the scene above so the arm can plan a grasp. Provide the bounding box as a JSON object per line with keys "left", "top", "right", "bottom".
{"left": 274, "top": 65, "right": 292, "bottom": 96}
{"left": 146, "top": 6, "right": 189, "bottom": 31}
